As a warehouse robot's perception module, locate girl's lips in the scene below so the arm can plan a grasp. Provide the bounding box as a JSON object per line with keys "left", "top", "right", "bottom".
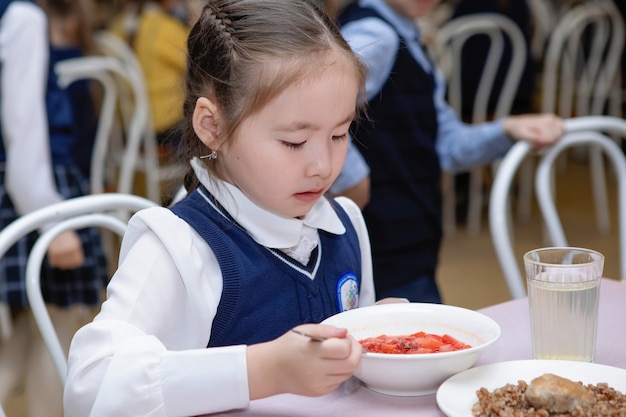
{"left": 294, "top": 189, "right": 324, "bottom": 202}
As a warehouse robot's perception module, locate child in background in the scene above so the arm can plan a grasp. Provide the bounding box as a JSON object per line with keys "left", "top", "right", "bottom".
{"left": 108, "top": 0, "right": 192, "bottom": 203}
{"left": 335, "top": 0, "right": 564, "bottom": 303}
{"left": 43, "top": 0, "right": 100, "bottom": 183}
{"left": 0, "top": 1, "right": 107, "bottom": 416}
{"left": 109, "top": 0, "right": 191, "bottom": 147}
{"left": 64, "top": 1, "right": 377, "bottom": 415}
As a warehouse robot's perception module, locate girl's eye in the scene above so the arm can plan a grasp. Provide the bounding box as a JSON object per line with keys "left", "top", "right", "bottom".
{"left": 332, "top": 133, "right": 349, "bottom": 141}
{"left": 282, "top": 141, "right": 305, "bottom": 150}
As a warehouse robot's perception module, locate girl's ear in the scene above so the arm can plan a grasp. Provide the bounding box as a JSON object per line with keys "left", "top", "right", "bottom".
{"left": 193, "top": 97, "right": 221, "bottom": 150}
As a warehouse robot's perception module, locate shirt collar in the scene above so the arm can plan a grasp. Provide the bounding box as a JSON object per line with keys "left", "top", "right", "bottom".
{"left": 190, "top": 158, "right": 346, "bottom": 249}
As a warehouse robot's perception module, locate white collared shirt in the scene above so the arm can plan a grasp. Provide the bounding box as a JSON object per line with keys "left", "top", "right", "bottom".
{"left": 64, "top": 160, "right": 375, "bottom": 416}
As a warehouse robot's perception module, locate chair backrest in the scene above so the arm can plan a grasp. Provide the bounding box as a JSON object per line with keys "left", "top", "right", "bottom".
{"left": 55, "top": 56, "right": 126, "bottom": 196}
{"left": 0, "top": 193, "right": 157, "bottom": 383}
{"left": 526, "top": 0, "right": 556, "bottom": 60}
{"left": 489, "top": 116, "right": 626, "bottom": 299}
{"left": 434, "top": 12, "right": 527, "bottom": 123}
{"left": 95, "top": 31, "right": 162, "bottom": 202}
{"left": 434, "top": 13, "right": 528, "bottom": 237}
{"left": 541, "top": 1, "right": 624, "bottom": 117}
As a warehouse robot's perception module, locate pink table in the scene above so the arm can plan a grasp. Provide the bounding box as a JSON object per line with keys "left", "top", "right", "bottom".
{"left": 211, "top": 279, "right": 626, "bottom": 417}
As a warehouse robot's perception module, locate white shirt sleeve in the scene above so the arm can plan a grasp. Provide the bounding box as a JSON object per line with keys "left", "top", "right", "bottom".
{"left": 0, "top": 3, "right": 64, "bottom": 215}
{"left": 64, "top": 207, "right": 250, "bottom": 416}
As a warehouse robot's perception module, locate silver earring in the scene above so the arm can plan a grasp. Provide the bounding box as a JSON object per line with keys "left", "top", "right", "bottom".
{"left": 200, "top": 150, "right": 217, "bottom": 160}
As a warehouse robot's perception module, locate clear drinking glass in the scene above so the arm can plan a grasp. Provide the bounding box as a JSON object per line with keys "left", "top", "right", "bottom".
{"left": 524, "top": 247, "right": 604, "bottom": 362}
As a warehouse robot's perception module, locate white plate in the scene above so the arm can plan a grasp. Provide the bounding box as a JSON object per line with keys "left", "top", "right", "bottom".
{"left": 436, "top": 360, "right": 626, "bottom": 417}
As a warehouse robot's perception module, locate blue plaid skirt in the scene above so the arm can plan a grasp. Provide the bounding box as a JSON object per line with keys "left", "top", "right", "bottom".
{"left": 0, "top": 164, "right": 108, "bottom": 312}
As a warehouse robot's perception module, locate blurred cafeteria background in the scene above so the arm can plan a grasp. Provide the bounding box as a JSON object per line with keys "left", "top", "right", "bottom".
{"left": 2, "top": 0, "right": 626, "bottom": 415}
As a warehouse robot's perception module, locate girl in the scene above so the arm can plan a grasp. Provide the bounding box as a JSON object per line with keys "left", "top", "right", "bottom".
{"left": 64, "top": 0, "right": 378, "bottom": 415}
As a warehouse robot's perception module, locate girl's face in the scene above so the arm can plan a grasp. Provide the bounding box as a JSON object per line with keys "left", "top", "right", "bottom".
{"left": 385, "top": 0, "right": 440, "bottom": 19}
{"left": 217, "top": 56, "right": 360, "bottom": 218}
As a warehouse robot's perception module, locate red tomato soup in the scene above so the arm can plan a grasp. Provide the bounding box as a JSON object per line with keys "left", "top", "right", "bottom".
{"left": 359, "top": 331, "right": 472, "bottom": 354}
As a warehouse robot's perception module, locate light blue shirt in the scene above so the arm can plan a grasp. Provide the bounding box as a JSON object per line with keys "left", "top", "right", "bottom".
{"left": 339, "top": 0, "right": 514, "bottom": 174}
{"left": 330, "top": 139, "right": 370, "bottom": 194}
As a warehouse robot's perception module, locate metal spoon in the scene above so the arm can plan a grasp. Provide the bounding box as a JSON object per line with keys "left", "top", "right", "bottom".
{"left": 291, "top": 329, "right": 369, "bottom": 353}
{"left": 291, "top": 329, "right": 329, "bottom": 342}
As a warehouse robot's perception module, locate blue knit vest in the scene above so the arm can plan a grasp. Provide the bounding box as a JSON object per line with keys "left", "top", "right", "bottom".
{"left": 170, "top": 188, "right": 362, "bottom": 347}
{"left": 0, "top": 0, "right": 78, "bottom": 165}
{"left": 338, "top": 4, "right": 442, "bottom": 293}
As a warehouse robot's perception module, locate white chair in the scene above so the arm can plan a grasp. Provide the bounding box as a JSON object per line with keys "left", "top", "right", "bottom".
{"left": 523, "top": 0, "right": 625, "bottom": 234}
{"left": 0, "top": 193, "right": 157, "bottom": 383}
{"left": 526, "top": 0, "right": 556, "bottom": 60}
{"left": 55, "top": 56, "right": 127, "bottom": 196}
{"left": 0, "top": 57, "right": 131, "bottom": 343}
{"left": 433, "top": 13, "right": 527, "bottom": 236}
{"left": 95, "top": 31, "right": 186, "bottom": 204}
{"left": 489, "top": 116, "right": 626, "bottom": 299}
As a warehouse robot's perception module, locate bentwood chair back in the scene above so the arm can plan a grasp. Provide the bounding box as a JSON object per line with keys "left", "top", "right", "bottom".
{"left": 95, "top": 31, "right": 186, "bottom": 204}
{"left": 533, "top": 0, "right": 625, "bottom": 236}
{"left": 94, "top": 31, "right": 161, "bottom": 201}
{"left": 525, "top": 0, "right": 556, "bottom": 60}
{"left": 433, "top": 13, "right": 527, "bottom": 236}
{"left": 541, "top": 1, "right": 624, "bottom": 119}
{"left": 0, "top": 193, "right": 157, "bottom": 383}
{"left": 489, "top": 116, "right": 626, "bottom": 299}
{"left": 55, "top": 56, "right": 125, "bottom": 196}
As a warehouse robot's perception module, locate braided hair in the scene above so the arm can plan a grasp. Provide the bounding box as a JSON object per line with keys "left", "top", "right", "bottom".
{"left": 178, "top": 0, "right": 366, "bottom": 192}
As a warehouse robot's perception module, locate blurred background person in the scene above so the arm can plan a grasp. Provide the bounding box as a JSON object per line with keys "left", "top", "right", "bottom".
{"left": 0, "top": 0, "right": 107, "bottom": 415}
{"left": 108, "top": 0, "right": 191, "bottom": 150}
{"left": 334, "top": 0, "right": 563, "bottom": 303}
{"left": 44, "top": 0, "right": 100, "bottom": 184}
{"left": 108, "top": 0, "right": 193, "bottom": 203}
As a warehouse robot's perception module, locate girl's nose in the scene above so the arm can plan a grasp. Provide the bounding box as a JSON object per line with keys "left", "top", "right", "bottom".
{"left": 305, "top": 143, "right": 333, "bottom": 178}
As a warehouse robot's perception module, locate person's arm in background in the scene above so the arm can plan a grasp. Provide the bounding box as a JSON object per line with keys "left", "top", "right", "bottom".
{"left": 0, "top": 2, "right": 83, "bottom": 269}
{"left": 1, "top": 2, "right": 63, "bottom": 214}
{"left": 434, "top": 67, "right": 563, "bottom": 172}
{"left": 339, "top": 175, "right": 370, "bottom": 209}
{"left": 422, "top": 13, "right": 562, "bottom": 171}
{"left": 330, "top": 15, "right": 400, "bottom": 209}
{"left": 329, "top": 139, "right": 370, "bottom": 209}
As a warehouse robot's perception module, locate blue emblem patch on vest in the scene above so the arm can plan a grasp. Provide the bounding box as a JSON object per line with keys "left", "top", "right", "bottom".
{"left": 336, "top": 272, "right": 359, "bottom": 312}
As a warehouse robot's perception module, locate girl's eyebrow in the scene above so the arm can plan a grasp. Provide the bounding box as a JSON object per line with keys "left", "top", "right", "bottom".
{"left": 275, "top": 121, "right": 317, "bottom": 132}
{"left": 275, "top": 113, "right": 355, "bottom": 132}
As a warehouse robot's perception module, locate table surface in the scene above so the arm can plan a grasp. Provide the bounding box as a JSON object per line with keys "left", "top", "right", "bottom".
{"left": 211, "top": 278, "right": 626, "bottom": 417}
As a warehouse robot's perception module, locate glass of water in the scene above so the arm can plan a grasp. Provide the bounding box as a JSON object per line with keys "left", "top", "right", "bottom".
{"left": 524, "top": 247, "right": 604, "bottom": 362}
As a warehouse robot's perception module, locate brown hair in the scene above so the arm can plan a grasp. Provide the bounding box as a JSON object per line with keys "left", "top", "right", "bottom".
{"left": 40, "top": 0, "right": 95, "bottom": 53}
{"left": 179, "top": 0, "right": 367, "bottom": 192}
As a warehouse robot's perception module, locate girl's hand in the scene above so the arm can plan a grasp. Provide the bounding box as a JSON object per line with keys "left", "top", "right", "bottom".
{"left": 503, "top": 113, "right": 565, "bottom": 149}
{"left": 376, "top": 297, "right": 410, "bottom": 304}
{"left": 46, "top": 230, "right": 85, "bottom": 270}
{"left": 246, "top": 324, "right": 362, "bottom": 400}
